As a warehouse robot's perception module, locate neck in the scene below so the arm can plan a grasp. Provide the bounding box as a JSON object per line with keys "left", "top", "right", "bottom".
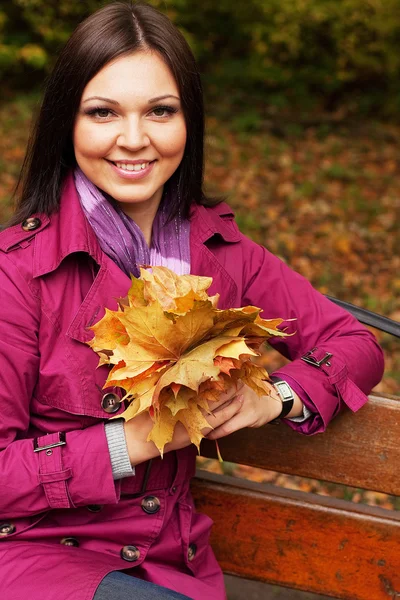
{"left": 116, "top": 188, "right": 163, "bottom": 246}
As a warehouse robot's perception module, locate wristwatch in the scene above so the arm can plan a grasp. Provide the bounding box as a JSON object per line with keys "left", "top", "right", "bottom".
{"left": 269, "top": 377, "right": 295, "bottom": 422}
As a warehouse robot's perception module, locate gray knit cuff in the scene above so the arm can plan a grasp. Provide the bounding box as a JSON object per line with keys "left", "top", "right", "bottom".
{"left": 287, "top": 403, "right": 313, "bottom": 423}
{"left": 104, "top": 419, "right": 135, "bottom": 480}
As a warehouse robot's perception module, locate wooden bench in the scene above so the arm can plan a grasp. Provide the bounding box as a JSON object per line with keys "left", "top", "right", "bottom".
{"left": 192, "top": 391, "right": 400, "bottom": 600}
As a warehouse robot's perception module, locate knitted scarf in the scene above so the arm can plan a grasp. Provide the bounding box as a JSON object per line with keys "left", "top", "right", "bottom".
{"left": 74, "top": 167, "right": 191, "bottom": 278}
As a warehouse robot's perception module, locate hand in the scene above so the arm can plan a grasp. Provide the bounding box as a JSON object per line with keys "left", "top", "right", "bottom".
{"left": 206, "top": 382, "right": 303, "bottom": 441}
{"left": 123, "top": 382, "right": 245, "bottom": 466}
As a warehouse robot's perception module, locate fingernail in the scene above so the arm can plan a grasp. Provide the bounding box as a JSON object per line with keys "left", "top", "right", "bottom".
{"left": 237, "top": 394, "right": 244, "bottom": 403}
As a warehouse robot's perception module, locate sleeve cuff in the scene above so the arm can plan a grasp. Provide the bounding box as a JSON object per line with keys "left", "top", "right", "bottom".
{"left": 104, "top": 419, "right": 135, "bottom": 480}
{"left": 287, "top": 402, "right": 313, "bottom": 423}
{"left": 271, "top": 374, "right": 314, "bottom": 423}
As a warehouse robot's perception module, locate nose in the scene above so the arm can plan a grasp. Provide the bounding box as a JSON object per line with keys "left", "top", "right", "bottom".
{"left": 116, "top": 116, "right": 150, "bottom": 151}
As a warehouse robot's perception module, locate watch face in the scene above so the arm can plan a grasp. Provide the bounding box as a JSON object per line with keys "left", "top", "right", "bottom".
{"left": 273, "top": 380, "right": 294, "bottom": 418}
{"left": 278, "top": 381, "right": 293, "bottom": 400}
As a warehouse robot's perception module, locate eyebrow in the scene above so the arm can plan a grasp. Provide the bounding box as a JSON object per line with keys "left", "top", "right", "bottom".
{"left": 83, "top": 96, "right": 120, "bottom": 105}
{"left": 148, "top": 94, "right": 180, "bottom": 103}
{"left": 83, "top": 94, "right": 180, "bottom": 105}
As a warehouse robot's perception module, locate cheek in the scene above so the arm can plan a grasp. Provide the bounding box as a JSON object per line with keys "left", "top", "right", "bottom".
{"left": 73, "top": 121, "right": 114, "bottom": 158}
{"left": 158, "top": 123, "right": 187, "bottom": 158}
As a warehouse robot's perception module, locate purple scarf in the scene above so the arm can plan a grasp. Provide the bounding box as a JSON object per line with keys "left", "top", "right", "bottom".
{"left": 74, "top": 168, "right": 191, "bottom": 278}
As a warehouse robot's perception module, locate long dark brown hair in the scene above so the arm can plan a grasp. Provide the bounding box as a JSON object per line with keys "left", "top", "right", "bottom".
{"left": 10, "top": 1, "right": 210, "bottom": 226}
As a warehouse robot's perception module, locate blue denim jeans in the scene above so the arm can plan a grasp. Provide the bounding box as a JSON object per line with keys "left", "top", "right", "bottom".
{"left": 93, "top": 571, "right": 192, "bottom": 600}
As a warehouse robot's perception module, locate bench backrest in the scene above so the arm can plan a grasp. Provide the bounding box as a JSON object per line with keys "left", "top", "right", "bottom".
{"left": 192, "top": 392, "right": 400, "bottom": 600}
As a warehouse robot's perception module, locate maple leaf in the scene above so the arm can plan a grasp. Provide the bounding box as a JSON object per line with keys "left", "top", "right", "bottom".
{"left": 176, "top": 400, "right": 212, "bottom": 451}
{"left": 235, "top": 361, "right": 273, "bottom": 396}
{"left": 147, "top": 404, "right": 177, "bottom": 457}
{"left": 107, "top": 360, "right": 171, "bottom": 395}
{"left": 140, "top": 266, "right": 218, "bottom": 314}
{"left": 165, "top": 385, "right": 196, "bottom": 416}
{"left": 213, "top": 356, "right": 238, "bottom": 375}
{"left": 198, "top": 378, "right": 229, "bottom": 404}
{"left": 88, "top": 309, "right": 129, "bottom": 352}
{"left": 89, "top": 266, "right": 291, "bottom": 456}
{"left": 241, "top": 316, "right": 290, "bottom": 338}
{"left": 125, "top": 276, "right": 147, "bottom": 308}
{"left": 151, "top": 336, "right": 229, "bottom": 401}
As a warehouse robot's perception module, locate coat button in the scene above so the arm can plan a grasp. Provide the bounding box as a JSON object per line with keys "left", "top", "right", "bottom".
{"left": 101, "top": 392, "right": 121, "bottom": 413}
{"left": 87, "top": 504, "right": 103, "bottom": 513}
{"left": 60, "top": 537, "right": 79, "bottom": 547}
{"left": 121, "top": 545, "right": 140, "bottom": 562}
{"left": 0, "top": 523, "right": 15, "bottom": 536}
{"left": 21, "top": 217, "right": 41, "bottom": 232}
{"left": 188, "top": 543, "right": 197, "bottom": 561}
{"left": 141, "top": 496, "right": 161, "bottom": 514}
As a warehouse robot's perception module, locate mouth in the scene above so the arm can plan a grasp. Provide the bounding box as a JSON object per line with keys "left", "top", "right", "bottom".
{"left": 106, "top": 159, "right": 156, "bottom": 180}
{"left": 107, "top": 160, "right": 155, "bottom": 172}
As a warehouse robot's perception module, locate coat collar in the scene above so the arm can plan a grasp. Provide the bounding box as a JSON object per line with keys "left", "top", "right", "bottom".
{"left": 189, "top": 201, "right": 241, "bottom": 245}
{"left": 33, "top": 176, "right": 240, "bottom": 277}
{"left": 33, "top": 173, "right": 103, "bottom": 277}
{"left": 0, "top": 171, "right": 240, "bottom": 278}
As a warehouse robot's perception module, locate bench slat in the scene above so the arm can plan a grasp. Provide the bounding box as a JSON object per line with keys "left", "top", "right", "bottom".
{"left": 200, "top": 393, "right": 400, "bottom": 495}
{"left": 192, "top": 470, "right": 400, "bottom": 600}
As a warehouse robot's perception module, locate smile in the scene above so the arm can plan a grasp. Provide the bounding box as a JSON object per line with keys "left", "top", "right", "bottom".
{"left": 107, "top": 159, "right": 156, "bottom": 180}
{"left": 115, "top": 162, "right": 150, "bottom": 171}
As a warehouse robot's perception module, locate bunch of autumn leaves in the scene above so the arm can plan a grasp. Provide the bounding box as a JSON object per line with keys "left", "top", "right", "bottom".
{"left": 89, "top": 267, "right": 289, "bottom": 456}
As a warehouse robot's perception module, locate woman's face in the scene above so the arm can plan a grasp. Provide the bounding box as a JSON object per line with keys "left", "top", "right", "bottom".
{"left": 73, "top": 51, "right": 187, "bottom": 214}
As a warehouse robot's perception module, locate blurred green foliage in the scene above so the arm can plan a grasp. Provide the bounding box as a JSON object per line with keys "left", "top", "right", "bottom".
{"left": 2, "top": 0, "right": 400, "bottom": 116}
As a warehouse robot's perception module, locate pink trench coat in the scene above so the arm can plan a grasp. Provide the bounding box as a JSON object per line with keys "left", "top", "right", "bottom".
{"left": 0, "top": 174, "right": 383, "bottom": 600}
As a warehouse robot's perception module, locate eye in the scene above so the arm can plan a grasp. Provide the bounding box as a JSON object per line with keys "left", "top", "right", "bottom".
{"left": 95, "top": 108, "right": 112, "bottom": 118}
{"left": 84, "top": 107, "right": 114, "bottom": 119}
{"left": 150, "top": 105, "right": 179, "bottom": 118}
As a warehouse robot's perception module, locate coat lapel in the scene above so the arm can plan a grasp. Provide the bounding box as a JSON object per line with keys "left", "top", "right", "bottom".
{"left": 189, "top": 203, "right": 240, "bottom": 308}
{"left": 33, "top": 173, "right": 133, "bottom": 344}
{"left": 66, "top": 256, "right": 132, "bottom": 344}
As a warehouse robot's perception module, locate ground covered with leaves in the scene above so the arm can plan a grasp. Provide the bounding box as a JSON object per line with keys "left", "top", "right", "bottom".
{"left": 0, "top": 94, "right": 398, "bottom": 510}
{"left": 204, "top": 115, "right": 399, "bottom": 396}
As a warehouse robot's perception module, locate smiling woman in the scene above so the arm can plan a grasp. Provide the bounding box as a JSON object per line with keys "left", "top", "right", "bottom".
{"left": 0, "top": 2, "right": 384, "bottom": 600}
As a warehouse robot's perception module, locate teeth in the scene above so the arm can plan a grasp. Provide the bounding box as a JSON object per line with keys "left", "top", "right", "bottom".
{"left": 116, "top": 162, "right": 149, "bottom": 171}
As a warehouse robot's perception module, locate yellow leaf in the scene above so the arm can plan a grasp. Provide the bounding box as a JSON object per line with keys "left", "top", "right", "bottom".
{"left": 117, "top": 299, "right": 215, "bottom": 362}
{"left": 237, "top": 361, "right": 272, "bottom": 396}
{"left": 165, "top": 386, "right": 195, "bottom": 416}
{"left": 116, "top": 397, "right": 140, "bottom": 421}
{"left": 216, "top": 338, "right": 259, "bottom": 359}
{"left": 209, "top": 306, "right": 260, "bottom": 337}
{"left": 117, "top": 301, "right": 182, "bottom": 360}
{"left": 141, "top": 266, "right": 214, "bottom": 313}
{"left": 198, "top": 378, "right": 228, "bottom": 405}
{"left": 147, "top": 404, "right": 177, "bottom": 457}
{"left": 88, "top": 309, "right": 129, "bottom": 350}
{"left": 177, "top": 401, "right": 212, "bottom": 451}
{"left": 125, "top": 276, "right": 147, "bottom": 307}
{"left": 213, "top": 356, "right": 238, "bottom": 375}
{"left": 241, "top": 316, "right": 289, "bottom": 338}
{"left": 153, "top": 335, "right": 241, "bottom": 399}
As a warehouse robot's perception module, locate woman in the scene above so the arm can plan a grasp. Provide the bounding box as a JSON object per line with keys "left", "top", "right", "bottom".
{"left": 0, "top": 3, "right": 384, "bottom": 600}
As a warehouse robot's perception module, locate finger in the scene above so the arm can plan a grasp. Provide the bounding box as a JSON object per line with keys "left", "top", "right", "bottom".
{"left": 208, "top": 380, "right": 244, "bottom": 410}
{"left": 206, "top": 410, "right": 248, "bottom": 440}
{"left": 204, "top": 394, "right": 243, "bottom": 433}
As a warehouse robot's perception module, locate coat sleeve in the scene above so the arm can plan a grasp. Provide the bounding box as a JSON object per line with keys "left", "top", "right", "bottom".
{"left": 240, "top": 238, "right": 385, "bottom": 434}
{"left": 0, "top": 254, "right": 121, "bottom": 519}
